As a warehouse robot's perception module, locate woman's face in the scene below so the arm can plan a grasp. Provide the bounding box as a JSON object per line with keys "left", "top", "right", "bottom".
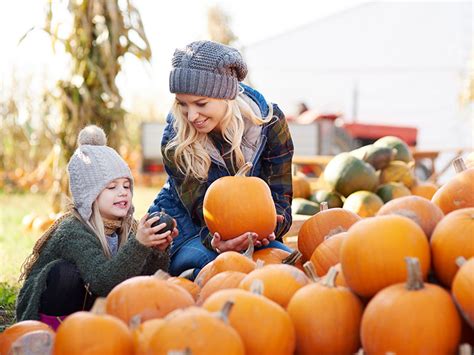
{"left": 175, "top": 93, "right": 228, "bottom": 133}
{"left": 96, "top": 178, "right": 132, "bottom": 220}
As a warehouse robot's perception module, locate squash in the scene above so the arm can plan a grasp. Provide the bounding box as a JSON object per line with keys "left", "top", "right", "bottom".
{"left": 377, "top": 195, "right": 444, "bottom": 239}
{"left": 323, "top": 153, "right": 379, "bottom": 197}
{"left": 309, "top": 189, "right": 344, "bottom": 208}
{"left": 343, "top": 190, "right": 384, "bottom": 218}
{"left": 54, "top": 311, "right": 134, "bottom": 355}
{"left": 430, "top": 208, "right": 474, "bottom": 287}
{"left": 361, "top": 257, "right": 461, "bottom": 354}
{"left": 292, "top": 198, "right": 319, "bottom": 215}
{"left": 373, "top": 135, "right": 413, "bottom": 163}
{"left": 376, "top": 182, "right": 412, "bottom": 203}
{"left": 379, "top": 160, "right": 416, "bottom": 188}
{"left": 287, "top": 266, "right": 363, "bottom": 354}
{"left": 340, "top": 215, "right": 430, "bottom": 298}
{"left": 203, "top": 162, "right": 276, "bottom": 240}
{"left": 452, "top": 257, "right": 474, "bottom": 328}
{"left": 351, "top": 144, "right": 395, "bottom": 170}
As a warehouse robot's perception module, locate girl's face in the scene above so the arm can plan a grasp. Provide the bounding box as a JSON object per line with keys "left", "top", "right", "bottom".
{"left": 175, "top": 93, "right": 228, "bottom": 133}
{"left": 97, "top": 178, "right": 132, "bottom": 220}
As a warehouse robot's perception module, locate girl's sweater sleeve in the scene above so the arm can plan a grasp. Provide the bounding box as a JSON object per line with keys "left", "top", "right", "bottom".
{"left": 59, "top": 222, "right": 167, "bottom": 296}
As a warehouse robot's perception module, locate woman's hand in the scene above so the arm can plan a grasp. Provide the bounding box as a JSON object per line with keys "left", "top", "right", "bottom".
{"left": 136, "top": 213, "right": 178, "bottom": 251}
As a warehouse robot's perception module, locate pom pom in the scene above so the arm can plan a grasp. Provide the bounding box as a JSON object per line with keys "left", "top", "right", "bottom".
{"left": 78, "top": 125, "right": 107, "bottom": 146}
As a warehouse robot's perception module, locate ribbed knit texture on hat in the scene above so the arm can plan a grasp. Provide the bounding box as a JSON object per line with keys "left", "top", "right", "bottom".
{"left": 67, "top": 125, "right": 133, "bottom": 221}
{"left": 169, "top": 40, "right": 247, "bottom": 99}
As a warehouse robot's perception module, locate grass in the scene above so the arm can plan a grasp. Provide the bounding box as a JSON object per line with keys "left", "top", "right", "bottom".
{"left": 0, "top": 185, "right": 160, "bottom": 330}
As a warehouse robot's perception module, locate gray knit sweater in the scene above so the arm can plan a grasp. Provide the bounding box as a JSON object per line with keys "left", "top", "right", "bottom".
{"left": 16, "top": 216, "right": 170, "bottom": 321}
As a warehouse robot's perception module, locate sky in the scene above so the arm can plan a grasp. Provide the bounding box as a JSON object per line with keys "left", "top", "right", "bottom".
{"left": 0, "top": 0, "right": 370, "bottom": 118}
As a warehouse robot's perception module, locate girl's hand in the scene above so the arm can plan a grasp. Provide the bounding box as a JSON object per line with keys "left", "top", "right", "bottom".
{"left": 136, "top": 214, "right": 178, "bottom": 251}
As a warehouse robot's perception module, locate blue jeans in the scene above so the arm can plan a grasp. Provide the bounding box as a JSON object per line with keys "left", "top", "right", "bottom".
{"left": 169, "top": 236, "right": 293, "bottom": 279}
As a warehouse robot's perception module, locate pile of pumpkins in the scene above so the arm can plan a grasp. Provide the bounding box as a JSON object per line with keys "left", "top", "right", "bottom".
{"left": 1, "top": 156, "right": 473, "bottom": 355}
{"left": 292, "top": 135, "right": 440, "bottom": 218}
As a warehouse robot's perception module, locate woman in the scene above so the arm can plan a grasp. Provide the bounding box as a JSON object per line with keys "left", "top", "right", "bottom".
{"left": 149, "top": 40, "right": 294, "bottom": 279}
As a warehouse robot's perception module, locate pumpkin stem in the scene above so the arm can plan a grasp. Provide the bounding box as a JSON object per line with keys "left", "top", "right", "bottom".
{"left": 456, "top": 256, "right": 467, "bottom": 268}
{"left": 217, "top": 300, "right": 235, "bottom": 324}
{"left": 129, "top": 314, "right": 142, "bottom": 330}
{"left": 250, "top": 279, "right": 264, "bottom": 295}
{"left": 303, "top": 261, "right": 320, "bottom": 282}
{"left": 321, "top": 266, "right": 339, "bottom": 288}
{"left": 404, "top": 257, "right": 424, "bottom": 291}
{"left": 168, "top": 348, "right": 192, "bottom": 355}
{"left": 243, "top": 235, "right": 255, "bottom": 258}
{"left": 153, "top": 269, "right": 171, "bottom": 280}
{"left": 9, "top": 330, "right": 54, "bottom": 355}
{"left": 90, "top": 297, "right": 107, "bottom": 315}
{"left": 453, "top": 157, "right": 467, "bottom": 173}
{"left": 282, "top": 250, "right": 302, "bottom": 265}
{"left": 459, "top": 343, "right": 473, "bottom": 355}
{"left": 236, "top": 162, "right": 253, "bottom": 176}
{"left": 320, "top": 201, "right": 328, "bottom": 211}
{"left": 255, "top": 259, "right": 265, "bottom": 269}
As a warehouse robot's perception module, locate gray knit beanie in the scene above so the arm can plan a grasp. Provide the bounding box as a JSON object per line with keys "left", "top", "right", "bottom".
{"left": 67, "top": 125, "right": 133, "bottom": 221}
{"left": 169, "top": 40, "right": 247, "bottom": 99}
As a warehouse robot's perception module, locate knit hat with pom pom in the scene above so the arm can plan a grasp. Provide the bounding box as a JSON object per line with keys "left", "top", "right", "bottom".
{"left": 67, "top": 125, "right": 133, "bottom": 221}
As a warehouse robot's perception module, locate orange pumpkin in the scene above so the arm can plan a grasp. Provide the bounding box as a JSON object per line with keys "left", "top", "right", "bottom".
{"left": 239, "top": 264, "right": 309, "bottom": 308}
{"left": 410, "top": 180, "right": 438, "bottom": 200}
{"left": 310, "top": 232, "right": 347, "bottom": 277}
{"left": 132, "top": 318, "right": 165, "bottom": 355}
{"left": 452, "top": 257, "right": 474, "bottom": 328}
{"left": 377, "top": 195, "right": 444, "bottom": 239}
{"left": 197, "top": 271, "right": 246, "bottom": 305}
{"left": 361, "top": 258, "right": 461, "bottom": 354}
{"left": 203, "top": 162, "right": 276, "bottom": 240}
{"left": 431, "top": 159, "right": 474, "bottom": 214}
{"left": 105, "top": 275, "right": 194, "bottom": 324}
{"left": 167, "top": 276, "right": 201, "bottom": 301}
{"left": 287, "top": 266, "right": 364, "bottom": 354}
{"left": 298, "top": 207, "right": 360, "bottom": 261}
{"left": 292, "top": 173, "right": 311, "bottom": 199}
{"left": 252, "top": 248, "right": 304, "bottom": 270}
{"left": 53, "top": 311, "right": 134, "bottom": 355}
{"left": 340, "top": 215, "right": 430, "bottom": 298}
{"left": 0, "top": 320, "right": 53, "bottom": 355}
{"left": 147, "top": 305, "right": 245, "bottom": 355}
{"left": 431, "top": 208, "right": 474, "bottom": 288}
{"left": 202, "top": 288, "right": 295, "bottom": 355}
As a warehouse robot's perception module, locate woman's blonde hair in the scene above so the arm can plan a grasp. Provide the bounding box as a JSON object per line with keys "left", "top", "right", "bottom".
{"left": 165, "top": 94, "right": 273, "bottom": 181}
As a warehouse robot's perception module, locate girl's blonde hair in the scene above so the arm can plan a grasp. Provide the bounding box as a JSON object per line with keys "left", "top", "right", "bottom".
{"left": 165, "top": 94, "right": 273, "bottom": 181}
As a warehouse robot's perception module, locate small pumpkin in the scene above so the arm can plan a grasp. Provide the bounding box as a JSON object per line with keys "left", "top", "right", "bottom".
{"left": 431, "top": 158, "right": 474, "bottom": 214}
{"left": 340, "top": 214, "right": 430, "bottom": 298}
{"left": 410, "top": 180, "right": 438, "bottom": 200}
{"left": 203, "top": 162, "right": 276, "bottom": 241}
{"left": 343, "top": 190, "right": 384, "bottom": 218}
{"left": 287, "top": 266, "right": 364, "bottom": 354}
{"left": 297, "top": 206, "right": 360, "bottom": 261}
{"left": 452, "top": 257, "right": 474, "bottom": 328}
{"left": 54, "top": 311, "right": 134, "bottom": 355}
{"left": 431, "top": 208, "right": 474, "bottom": 288}
{"left": 377, "top": 195, "right": 444, "bottom": 239}
{"left": 361, "top": 257, "right": 461, "bottom": 354}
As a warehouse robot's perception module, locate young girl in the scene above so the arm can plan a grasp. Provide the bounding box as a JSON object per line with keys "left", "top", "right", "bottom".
{"left": 149, "top": 40, "right": 294, "bottom": 279}
{"left": 16, "top": 125, "right": 177, "bottom": 329}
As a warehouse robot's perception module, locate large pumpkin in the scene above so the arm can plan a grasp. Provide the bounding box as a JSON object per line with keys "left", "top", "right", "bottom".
{"left": 297, "top": 207, "right": 360, "bottom": 261}
{"left": 53, "top": 311, "right": 134, "bottom": 355}
{"left": 0, "top": 320, "right": 53, "bottom": 355}
{"left": 287, "top": 266, "right": 364, "bottom": 354}
{"left": 203, "top": 162, "right": 276, "bottom": 240}
{"left": 376, "top": 195, "right": 444, "bottom": 239}
{"left": 147, "top": 305, "right": 245, "bottom": 355}
{"left": 431, "top": 159, "right": 474, "bottom": 214}
{"left": 203, "top": 288, "right": 295, "bottom": 355}
{"left": 323, "top": 153, "right": 379, "bottom": 197}
{"left": 361, "top": 258, "right": 461, "bottom": 354}
{"left": 431, "top": 208, "right": 474, "bottom": 288}
{"left": 105, "top": 275, "right": 194, "bottom": 324}
{"left": 452, "top": 257, "right": 474, "bottom": 328}
{"left": 340, "top": 214, "right": 430, "bottom": 298}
